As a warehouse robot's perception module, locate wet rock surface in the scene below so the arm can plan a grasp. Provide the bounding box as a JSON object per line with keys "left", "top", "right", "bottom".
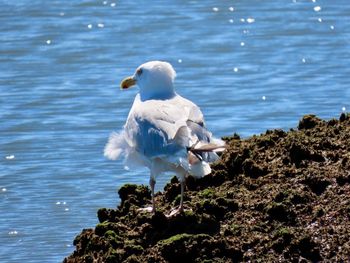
{"left": 64, "top": 114, "right": 350, "bottom": 262}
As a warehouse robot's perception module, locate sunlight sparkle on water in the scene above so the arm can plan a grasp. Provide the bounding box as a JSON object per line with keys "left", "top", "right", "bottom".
{"left": 318, "top": 18, "right": 322, "bottom": 22}
{"left": 5, "top": 155, "right": 15, "bottom": 160}
{"left": 2, "top": 1, "right": 349, "bottom": 262}
{"left": 314, "top": 6, "right": 321, "bottom": 12}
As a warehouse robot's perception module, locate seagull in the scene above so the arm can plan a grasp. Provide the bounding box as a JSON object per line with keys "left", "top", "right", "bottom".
{"left": 105, "top": 61, "right": 225, "bottom": 215}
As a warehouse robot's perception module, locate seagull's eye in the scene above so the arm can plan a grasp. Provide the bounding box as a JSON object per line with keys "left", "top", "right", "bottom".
{"left": 136, "top": 68, "right": 143, "bottom": 76}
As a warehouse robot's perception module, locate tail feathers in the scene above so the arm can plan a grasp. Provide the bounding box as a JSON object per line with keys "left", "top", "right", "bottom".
{"left": 186, "top": 139, "right": 226, "bottom": 178}
{"left": 189, "top": 140, "right": 226, "bottom": 154}
{"left": 191, "top": 143, "right": 226, "bottom": 153}
{"left": 187, "top": 151, "right": 211, "bottom": 178}
{"left": 104, "top": 132, "right": 128, "bottom": 160}
{"left": 190, "top": 161, "right": 211, "bottom": 178}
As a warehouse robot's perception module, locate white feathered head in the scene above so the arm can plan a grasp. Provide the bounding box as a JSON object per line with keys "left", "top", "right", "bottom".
{"left": 120, "top": 61, "right": 176, "bottom": 100}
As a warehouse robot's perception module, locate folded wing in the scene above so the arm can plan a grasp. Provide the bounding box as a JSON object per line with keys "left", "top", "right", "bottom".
{"left": 105, "top": 94, "right": 224, "bottom": 177}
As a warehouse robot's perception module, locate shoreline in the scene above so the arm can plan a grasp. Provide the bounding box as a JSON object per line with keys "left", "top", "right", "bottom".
{"left": 64, "top": 113, "right": 350, "bottom": 262}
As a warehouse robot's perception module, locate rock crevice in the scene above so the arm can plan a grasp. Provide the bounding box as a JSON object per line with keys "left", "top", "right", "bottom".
{"left": 64, "top": 114, "right": 350, "bottom": 262}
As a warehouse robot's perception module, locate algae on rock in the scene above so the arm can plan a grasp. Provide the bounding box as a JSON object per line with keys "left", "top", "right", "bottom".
{"left": 64, "top": 113, "right": 350, "bottom": 262}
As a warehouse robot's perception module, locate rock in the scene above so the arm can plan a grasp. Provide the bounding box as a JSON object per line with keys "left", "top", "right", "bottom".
{"left": 242, "top": 159, "right": 268, "bottom": 178}
{"left": 64, "top": 114, "right": 350, "bottom": 262}
{"left": 266, "top": 202, "right": 297, "bottom": 224}
{"left": 118, "top": 184, "right": 151, "bottom": 205}
{"left": 298, "top": 114, "right": 323, "bottom": 130}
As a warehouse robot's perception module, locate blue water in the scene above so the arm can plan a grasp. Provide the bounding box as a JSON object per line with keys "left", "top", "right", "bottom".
{"left": 0, "top": 0, "right": 349, "bottom": 262}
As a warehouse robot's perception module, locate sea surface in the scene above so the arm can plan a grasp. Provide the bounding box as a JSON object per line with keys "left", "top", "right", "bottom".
{"left": 0, "top": 0, "right": 349, "bottom": 262}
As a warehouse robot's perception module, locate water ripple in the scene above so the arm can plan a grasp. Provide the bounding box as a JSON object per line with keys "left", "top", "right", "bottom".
{"left": 1, "top": 1, "right": 349, "bottom": 262}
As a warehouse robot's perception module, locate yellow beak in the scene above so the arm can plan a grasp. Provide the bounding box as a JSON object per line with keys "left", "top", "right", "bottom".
{"left": 120, "top": 76, "right": 136, "bottom": 90}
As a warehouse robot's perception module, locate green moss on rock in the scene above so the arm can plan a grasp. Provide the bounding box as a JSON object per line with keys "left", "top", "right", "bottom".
{"left": 64, "top": 114, "right": 350, "bottom": 263}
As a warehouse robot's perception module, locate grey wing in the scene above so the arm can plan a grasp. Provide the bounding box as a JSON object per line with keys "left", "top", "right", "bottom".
{"left": 124, "top": 102, "right": 188, "bottom": 160}
{"left": 186, "top": 104, "right": 211, "bottom": 143}
{"left": 186, "top": 105, "right": 220, "bottom": 162}
{"left": 131, "top": 117, "right": 183, "bottom": 158}
{"left": 124, "top": 95, "right": 218, "bottom": 164}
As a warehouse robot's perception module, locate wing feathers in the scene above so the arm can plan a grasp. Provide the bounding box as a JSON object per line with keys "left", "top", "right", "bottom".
{"left": 108, "top": 93, "right": 224, "bottom": 177}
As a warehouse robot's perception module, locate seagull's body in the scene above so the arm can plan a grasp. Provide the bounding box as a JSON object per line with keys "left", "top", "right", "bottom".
{"left": 105, "top": 61, "right": 224, "bottom": 214}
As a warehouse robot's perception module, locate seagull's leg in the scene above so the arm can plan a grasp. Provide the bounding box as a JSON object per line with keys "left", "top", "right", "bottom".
{"left": 150, "top": 177, "right": 156, "bottom": 213}
{"left": 138, "top": 177, "right": 156, "bottom": 213}
{"left": 179, "top": 179, "right": 184, "bottom": 213}
{"left": 167, "top": 177, "right": 186, "bottom": 217}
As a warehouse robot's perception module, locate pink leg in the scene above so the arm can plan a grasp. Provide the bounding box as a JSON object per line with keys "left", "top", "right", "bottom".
{"left": 167, "top": 179, "right": 186, "bottom": 217}
{"left": 137, "top": 177, "right": 156, "bottom": 213}
{"left": 150, "top": 177, "right": 156, "bottom": 213}
{"left": 179, "top": 179, "right": 184, "bottom": 212}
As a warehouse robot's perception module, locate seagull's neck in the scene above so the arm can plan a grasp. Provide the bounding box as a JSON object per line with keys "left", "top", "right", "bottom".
{"left": 139, "top": 86, "right": 176, "bottom": 101}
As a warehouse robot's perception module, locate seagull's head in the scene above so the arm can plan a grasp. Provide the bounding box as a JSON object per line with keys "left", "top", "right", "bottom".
{"left": 120, "top": 61, "right": 176, "bottom": 100}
